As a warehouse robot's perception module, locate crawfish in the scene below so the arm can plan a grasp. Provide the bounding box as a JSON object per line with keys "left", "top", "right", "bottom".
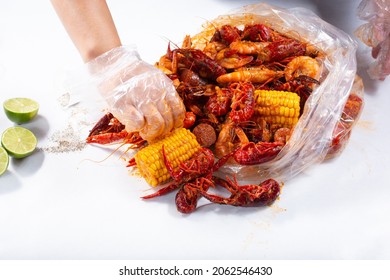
{"left": 165, "top": 146, "right": 215, "bottom": 183}
{"left": 171, "top": 48, "right": 226, "bottom": 81}
{"left": 86, "top": 113, "right": 145, "bottom": 147}
{"left": 214, "top": 118, "right": 249, "bottom": 159}
{"left": 257, "top": 39, "right": 306, "bottom": 63}
{"left": 205, "top": 86, "right": 233, "bottom": 117}
{"left": 176, "top": 83, "right": 215, "bottom": 118}
{"left": 229, "top": 82, "right": 255, "bottom": 123}
{"left": 199, "top": 176, "right": 280, "bottom": 207}
{"left": 175, "top": 176, "right": 214, "bottom": 214}
{"left": 233, "top": 141, "right": 284, "bottom": 165}
{"left": 179, "top": 68, "right": 208, "bottom": 87}
{"left": 141, "top": 147, "right": 215, "bottom": 199}
{"left": 176, "top": 69, "right": 215, "bottom": 118}
{"left": 243, "top": 119, "right": 272, "bottom": 143}
{"left": 87, "top": 113, "right": 124, "bottom": 138}
{"left": 210, "top": 24, "right": 242, "bottom": 45}
{"left": 142, "top": 146, "right": 216, "bottom": 214}
{"left": 241, "top": 23, "right": 284, "bottom": 42}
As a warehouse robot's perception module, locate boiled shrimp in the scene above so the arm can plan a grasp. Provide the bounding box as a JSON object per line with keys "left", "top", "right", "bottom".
{"left": 215, "top": 48, "right": 254, "bottom": 69}
{"left": 284, "top": 56, "right": 321, "bottom": 81}
{"left": 229, "top": 41, "right": 269, "bottom": 55}
{"left": 216, "top": 66, "right": 284, "bottom": 84}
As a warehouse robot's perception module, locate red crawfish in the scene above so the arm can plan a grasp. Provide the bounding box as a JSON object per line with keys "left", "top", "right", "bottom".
{"left": 86, "top": 112, "right": 126, "bottom": 144}
{"left": 229, "top": 82, "right": 255, "bottom": 124}
{"left": 141, "top": 147, "right": 216, "bottom": 213}
{"left": 210, "top": 24, "right": 242, "bottom": 45}
{"left": 163, "top": 146, "right": 215, "bottom": 184}
{"left": 86, "top": 112, "right": 145, "bottom": 147}
{"left": 175, "top": 177, "right": 214, "bottom": 214}
{"left": 205, "top": 86, "right": 233, "bottom": 116}
{"left": 216, "top": 141, "right": 284, "bottom": 166}
{"left": 170, "top": 47, "right": 227, "bottom": 81}
{"left": 199, "top": 176, "right": 281, "bottom": 207}
{"left": 225, "top": 38, "right": 306, "bottom": 63}
{"left": 241, "top": 23, "right": 285, "bottom": 42}
{"left": 233, "top": 141, "right": 284, "bottom": 165}
{"left": 257, "top": 39, "right": 306, "bottom": 63}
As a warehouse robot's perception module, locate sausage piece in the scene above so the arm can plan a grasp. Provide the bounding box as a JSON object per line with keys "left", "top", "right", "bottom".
{"left": 192, "top": 123, "right": 217, "bottom": 147}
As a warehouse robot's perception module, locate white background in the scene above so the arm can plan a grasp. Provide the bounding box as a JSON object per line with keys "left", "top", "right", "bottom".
{"left": 0, "top": 0, "right": 389, "bottom": 260}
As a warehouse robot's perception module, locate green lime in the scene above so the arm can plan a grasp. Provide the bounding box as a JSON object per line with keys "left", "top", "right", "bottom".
{"left": 3, "top": 97, "right": 39, "bottom": 124}
{"left": 1, "top": 127, "right": 37, "bottom": 159}
{"left": 0, "top": 146, "right": 9, "bottom": 176}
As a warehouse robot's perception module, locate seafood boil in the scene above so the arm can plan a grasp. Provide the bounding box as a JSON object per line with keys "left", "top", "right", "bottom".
{"left": 86, "top": 18, "right": 363, "bottom": 213}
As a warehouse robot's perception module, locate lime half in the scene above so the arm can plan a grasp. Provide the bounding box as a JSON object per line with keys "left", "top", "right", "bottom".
{"left": 1, "top": 127, "right": 37, "bottom": 159}
{"left": 3, "top": 97, "right": 39, "bottom": 124}
{"left": 0, "top": 146, "right": 9, "bottom": 176}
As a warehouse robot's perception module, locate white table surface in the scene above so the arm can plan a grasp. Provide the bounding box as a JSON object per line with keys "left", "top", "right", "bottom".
{"left": 1, "top": 0, "right": 389, "bottom": 260}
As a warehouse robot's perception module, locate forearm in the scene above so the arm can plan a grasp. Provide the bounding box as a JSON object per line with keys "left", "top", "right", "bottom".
{"left": 51, "top": 0, "right": 121, "bottom": 62}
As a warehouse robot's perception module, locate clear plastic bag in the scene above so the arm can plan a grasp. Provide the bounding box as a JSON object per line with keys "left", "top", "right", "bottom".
{"left": 189, "top": 3, "right": 363, "bottom": 182}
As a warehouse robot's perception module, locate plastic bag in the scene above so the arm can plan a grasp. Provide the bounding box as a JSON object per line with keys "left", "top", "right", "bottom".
{"left": 188, "top": 3, "right": 363, "bottom": 182}
{"left": 355, "top": 0, "right": 390, "bottom": 80}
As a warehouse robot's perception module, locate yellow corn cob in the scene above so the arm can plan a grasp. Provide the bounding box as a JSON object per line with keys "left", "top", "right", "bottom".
{"left": 134, "top": 128, "right": 201, "bottom": 187}
{"left": 254, "top": 90, "right": 300, "bottom": 128}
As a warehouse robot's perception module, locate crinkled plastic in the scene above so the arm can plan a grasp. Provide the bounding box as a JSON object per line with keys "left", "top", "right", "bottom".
{"left": 189, "top": 3, "right": 362, "bottom": 183}
{"left": 325, "top": 76, "right": 364, "bottom": 160}
{"left": 355, "top": 0, "right": 390, "bottom": 80}
{"left": 86, "top": 46, "right": 186, "bottom": 142}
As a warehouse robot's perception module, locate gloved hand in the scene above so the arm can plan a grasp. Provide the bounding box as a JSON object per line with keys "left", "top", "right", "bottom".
{"left": 87, "top": 46, "right": 185, "bottom": 142}
{"left": 355, "top": 0, "right": 390, "bottom": 80}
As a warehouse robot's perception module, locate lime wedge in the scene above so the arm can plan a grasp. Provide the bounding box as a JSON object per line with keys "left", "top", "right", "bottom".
{"left": 0, "top": 146, "right": 9, "bottom": 176}
{"left": 1, "top": 127, "right": 37, "bottom": 159}
{"left": 3, "top": 97, "right": 39, "bottom": 124}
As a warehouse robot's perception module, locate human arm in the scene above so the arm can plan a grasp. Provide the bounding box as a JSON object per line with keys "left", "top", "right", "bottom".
{"left": 51, "top": 0, "right": 185, "bottom": 141}
{"left": 51, "top": 0, "right": 121, "bottom": 62}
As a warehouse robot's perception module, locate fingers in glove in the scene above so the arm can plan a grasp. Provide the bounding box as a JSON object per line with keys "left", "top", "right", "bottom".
{"left": 156, "top": 97, "right": 174, "bottom": 135}
{"left": 113, "top": 105, "right": 145, "bottom": 133}
{"left": 138, "top": 103, "right": 166, "bottom": 142}
{"left": 165, "top": 87, "right": 186, "bottom": 129}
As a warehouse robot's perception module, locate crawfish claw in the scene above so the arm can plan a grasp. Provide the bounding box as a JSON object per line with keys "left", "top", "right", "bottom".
{"left": 199, "top": 177, "right": 280, "bottom": 207}
{"left": 141, "top": 184, "right": 180, "bottom": 199}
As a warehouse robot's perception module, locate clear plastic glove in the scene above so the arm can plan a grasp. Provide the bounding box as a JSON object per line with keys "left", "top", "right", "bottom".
{"left": 86, "top": 46, "right": 185, "bottom": 142}
{"left": 355, "top": 0, "right": 390, "bottom": 80}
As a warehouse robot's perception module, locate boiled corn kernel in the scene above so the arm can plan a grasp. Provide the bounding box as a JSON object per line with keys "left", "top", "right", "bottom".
{"left": 254, "top": 90, "right": 300, "bottom": 128}
{"left": 134, "top": 128, "right": 201, "bottom": 187}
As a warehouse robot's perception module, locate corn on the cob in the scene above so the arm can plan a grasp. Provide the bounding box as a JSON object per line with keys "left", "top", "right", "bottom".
{"left": 134, "top": 128, "right": 201, "bottom": 187}
{"left": 254, "top": 90, "right": 300, "bottom": 128}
